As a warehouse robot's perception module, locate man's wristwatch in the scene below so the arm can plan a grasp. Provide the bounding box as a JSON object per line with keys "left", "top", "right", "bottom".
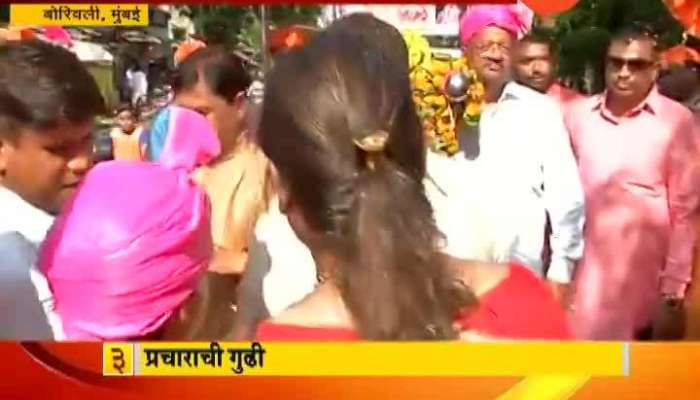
{"left": 662, "top": 294, "right": 684, "bottom": 308}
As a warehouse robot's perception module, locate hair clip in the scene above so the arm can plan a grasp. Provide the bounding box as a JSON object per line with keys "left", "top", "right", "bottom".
{"left": 353, "top": 130, "right": 389, "bottom": 153}
{"left": 353, "top": 130, "right": 389, "bottom": 171}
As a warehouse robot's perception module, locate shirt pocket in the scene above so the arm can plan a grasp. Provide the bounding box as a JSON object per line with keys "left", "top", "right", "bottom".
{"left": 621, "top": 181, "right": 663, "bottom": 198}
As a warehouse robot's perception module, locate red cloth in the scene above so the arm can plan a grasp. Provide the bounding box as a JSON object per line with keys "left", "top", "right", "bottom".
{"left": 457, "top": 264, "right": 571, "bottom": 339}
{"left": 256, "top": 263, "right": 571, "bottom": 341}
{"left": 268, "top": 26, "right": 315, "bottom": 55}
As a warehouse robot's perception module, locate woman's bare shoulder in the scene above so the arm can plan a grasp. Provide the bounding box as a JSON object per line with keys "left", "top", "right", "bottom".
{"left": 269, "top": 289, "right": 352, "bottom": 329}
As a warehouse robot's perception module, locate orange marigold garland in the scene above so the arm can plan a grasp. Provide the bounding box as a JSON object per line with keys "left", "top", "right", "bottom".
{"left": 404, "top": 30, "right": 484, "bottom": 156}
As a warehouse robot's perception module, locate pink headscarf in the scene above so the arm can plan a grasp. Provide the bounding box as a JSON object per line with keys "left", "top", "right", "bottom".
{"left": 158, "top": 105, "right": 222, "bottom": 171}
{"left": 39, "top": 107, "right": 221, "bottom": 340}
{"left": 459, "top": 4, "right": 531, "bottom": 46}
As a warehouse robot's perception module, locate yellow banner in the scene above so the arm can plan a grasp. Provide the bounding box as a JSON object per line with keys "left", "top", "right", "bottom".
{"left": 102, "top": 342, "right": 628, "bottom": 377}
{"left": 10, "top": 4, "right": 148, "bottom": 27}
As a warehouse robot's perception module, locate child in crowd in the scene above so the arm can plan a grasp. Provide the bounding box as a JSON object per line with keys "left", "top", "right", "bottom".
{"left": 110, "top": 103, "right": 144, "bottom": 161}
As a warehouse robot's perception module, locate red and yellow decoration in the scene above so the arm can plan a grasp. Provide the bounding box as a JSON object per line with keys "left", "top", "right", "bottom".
{"left": 404, "top": 30, "right": 484, "bottom": 156}
{"left": 4, "top": 342, "right": 700, "bottom": 399}
{"left": 268, "top": 25, "right": 316, "bottom": 55}
{"left": 0, "top": 26, "right": 38, "bottom": 42}
{"left": 521, "top": 0, "right": 580, "bottom": 17}
{"left": 661, "top": 44, "right": 700, "bottom": 67}
{"left": 664, "top": 0, "right": 700, "bottom": 36}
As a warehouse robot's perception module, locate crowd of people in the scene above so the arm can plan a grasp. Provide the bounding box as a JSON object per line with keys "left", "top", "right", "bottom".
{"left": 1, "top": 5, "right": 699, "bottom": 342}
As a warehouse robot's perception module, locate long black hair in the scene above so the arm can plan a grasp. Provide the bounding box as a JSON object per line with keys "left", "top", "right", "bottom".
{"left": 324, "top": 14, "right": 425, "bottom": 180}
{"left": 0, "top": 40, "right": 105, "bottom": 133}
{"left": 259, "top": 24, "right": 471, "bottom": 340}
{"left": 172, "top": 46, "right": 251, "bottom": 102}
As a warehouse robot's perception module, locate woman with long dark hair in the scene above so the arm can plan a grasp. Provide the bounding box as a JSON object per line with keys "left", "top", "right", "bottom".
{"left": 255, "top": 31, "right": 469, "bottom": 340}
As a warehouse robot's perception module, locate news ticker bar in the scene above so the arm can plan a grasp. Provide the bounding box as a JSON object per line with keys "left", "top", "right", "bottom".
{"left": 10, "top": 4, "right": 148, "bottom": 26}
{"left": 103, "top": 342, "right": 630, "bottom": 377}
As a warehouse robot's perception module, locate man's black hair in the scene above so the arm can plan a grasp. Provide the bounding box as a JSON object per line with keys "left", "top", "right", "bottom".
{"left": 114, "top": 102, "right": 139, "bottom": 119}
{"left": 519, "top": 29, "right": 554, "bottom": 49}
{"left": 609, "top": 26, "right": 661, "bottom": 54}
{"left": 0, "top": 40, "right": 106, "bottom": 133}
{"left": 325, "top": 13, "right": 409, "bottom": 69}
{"left": 129, "top": 61, "right": 143, "bottom": 72}
{"left": 172, "top": 46, "right": 251, "bottom": 102}
{"left": 518, "top": 29, "right": 557, "bottom": 56}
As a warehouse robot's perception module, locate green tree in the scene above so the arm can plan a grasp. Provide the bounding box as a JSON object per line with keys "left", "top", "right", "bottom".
{"left": 0, "top": 4, "right": 9, "bottom": 24}
{"left": 266, "top": 5, "right": 321, "bottom": 27}
{"left": 188, "top": 6, "right": 320, "bottom": 76}
{"left": 190, "top": 6, "right": 249, "bottom": 46}
{"left": 191, "top": 5, "right": 320, "bottom": 46}
{"left": 540, "top": 0, "right": 685, "bottom": 93}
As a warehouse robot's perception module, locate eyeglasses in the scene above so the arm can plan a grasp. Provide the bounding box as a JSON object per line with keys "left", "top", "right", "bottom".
{"left": 606, "top": 56, "right": 656, "bottom": 72}
{"left": 472, "top": 42, "right": 511, "bottom": 56}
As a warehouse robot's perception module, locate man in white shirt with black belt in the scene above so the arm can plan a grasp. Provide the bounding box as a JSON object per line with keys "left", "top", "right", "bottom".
{"left": 0, "top": 40, "right": 105, "bottom": 339}
{"left": 425, "top": 5, "right": 585, "bottom": 300}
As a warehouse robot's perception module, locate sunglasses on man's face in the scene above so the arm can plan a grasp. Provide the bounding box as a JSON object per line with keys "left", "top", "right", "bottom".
{"left": 606, "top": 56, "right": 656, "bottom": 72}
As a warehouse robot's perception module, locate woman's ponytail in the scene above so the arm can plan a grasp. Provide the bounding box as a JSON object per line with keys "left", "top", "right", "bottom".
{"left": 333, "top": 131, "right": 471, "bottom": 340}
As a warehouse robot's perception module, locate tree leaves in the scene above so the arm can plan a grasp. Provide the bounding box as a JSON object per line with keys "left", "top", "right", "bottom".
{"left": 542, "top": 0, "right": 686, "bottom": 93}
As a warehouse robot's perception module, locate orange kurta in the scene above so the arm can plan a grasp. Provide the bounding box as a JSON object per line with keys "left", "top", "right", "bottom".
{"left": 192, "top": 143, "right": 274, "bottom": 275}
{"left": 110, "top": 127, "right": 144, "bottom": 161}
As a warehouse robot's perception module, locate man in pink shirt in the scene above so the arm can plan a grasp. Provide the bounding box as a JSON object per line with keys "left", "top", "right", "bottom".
{"left": 566, "top": 28, "right": 700, "bottom": 340}
{"left": 514, "top": 32, "right": 585, "bottom": 113}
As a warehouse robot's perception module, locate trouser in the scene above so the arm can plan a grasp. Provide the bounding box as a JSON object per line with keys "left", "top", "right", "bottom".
{"left": 541, "top": 215, "right": 552, "bottom": 272}
{"left": 198, "top": 272, "right": 240, "bottom": 340}
{"left": 230, "top": 237, "right": 272, "bottom": 340}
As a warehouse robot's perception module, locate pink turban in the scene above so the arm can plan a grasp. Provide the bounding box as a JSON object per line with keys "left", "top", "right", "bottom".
{"left": 459, "top": 4, "right": 531, "bottom": 46}
{"left": 39, "top": 107, "right": 221, "bottom": 340}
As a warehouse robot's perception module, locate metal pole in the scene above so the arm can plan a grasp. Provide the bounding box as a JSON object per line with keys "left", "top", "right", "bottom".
{"left": 260, "top": 5, "right": 268, "bottom": 77}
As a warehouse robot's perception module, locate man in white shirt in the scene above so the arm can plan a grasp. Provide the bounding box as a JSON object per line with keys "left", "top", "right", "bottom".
{"left": 231, "top": 199, "right": 318, "bottom": 339}
{"left": 0, "top": 215, "right": 60, "bottom": 340}
{"left": 0, "top": 41, "right": 105, "bottom": 339}
{"left": 127, "top": 64, "right": 149, "bottom": 107}
{"left": 425, "top": 5, "right": 585, "bottom": 300}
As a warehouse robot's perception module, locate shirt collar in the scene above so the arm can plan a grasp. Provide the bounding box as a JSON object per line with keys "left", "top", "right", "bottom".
{"left": 0, "top": 186, "right": 54, "bottom": 244}
{"left": 593, "top": 86, "right": 661, "bottom": 123}
{"left": 497, "top": 81, "right": 525, "bottom": 103}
